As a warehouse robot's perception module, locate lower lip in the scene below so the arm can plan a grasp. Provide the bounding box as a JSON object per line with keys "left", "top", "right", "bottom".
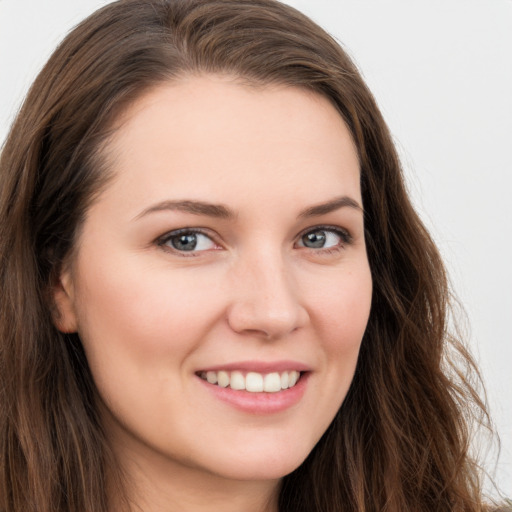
{"left": 197, "top": 372, "right": 310, "bottom": 414}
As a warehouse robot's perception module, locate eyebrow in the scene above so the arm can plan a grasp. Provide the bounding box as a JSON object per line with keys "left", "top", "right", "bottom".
{"left": 135, "top": 195, "right": 362, "bottom": 221}
{"left": 135, "top": 200, "right": 234, "bottom": 220}
{"left": 297, "top": 195, "right": 363, "bottom": 218}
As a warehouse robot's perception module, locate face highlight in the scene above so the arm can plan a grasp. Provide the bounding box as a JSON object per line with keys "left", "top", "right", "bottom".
{"left": 54, "top": 75, "right": 372, "bottom": 500}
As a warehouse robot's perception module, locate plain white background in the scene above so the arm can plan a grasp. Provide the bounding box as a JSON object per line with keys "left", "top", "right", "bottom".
{"left": 1, "top": 0, "right": 510, "bottom": 499}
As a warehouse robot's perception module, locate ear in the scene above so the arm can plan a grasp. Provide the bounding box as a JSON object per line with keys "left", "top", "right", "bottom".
{"left": 52, "top": 269, "right": 78, "bottom": 333}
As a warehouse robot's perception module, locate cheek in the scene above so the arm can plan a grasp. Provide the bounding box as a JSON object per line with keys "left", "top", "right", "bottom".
{"left": 72, "top": 261, "right": 220, "bottom": 420}
{"left": 75, "top": 259, "right": 220, "bottom": 354}
{"left": 298, "top": 264, "right": 372, "bottom": 441}
{"left": 310, "top": 263, "right": 372, "bottom": 402}
{"left": 311, "top": 264, "right": 372, "bottom": 349}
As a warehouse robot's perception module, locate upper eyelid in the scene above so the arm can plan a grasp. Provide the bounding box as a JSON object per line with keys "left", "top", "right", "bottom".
{"left": 155, "top": 228, "right": 221, "bottom": 257}
{"left": 155, "top": 228, "right": 216, "bottom": 252}
{"left": 296, "top": 224, "right": 352, "bottom": 242}
{"left": 157, "top": 227, "right": 217, "bottom": 243}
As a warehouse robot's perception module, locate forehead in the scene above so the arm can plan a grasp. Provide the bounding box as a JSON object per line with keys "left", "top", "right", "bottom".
{"left": 98, "top": 74, "right": 361, "bottom": 214}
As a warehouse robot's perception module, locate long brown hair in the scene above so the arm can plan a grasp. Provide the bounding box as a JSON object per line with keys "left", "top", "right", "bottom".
{"left": 0, "top": 0, "right": 499, "bottom": 510}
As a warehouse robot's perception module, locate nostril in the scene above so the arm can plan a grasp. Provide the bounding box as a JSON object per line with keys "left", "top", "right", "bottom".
{"left": 226, "top": 297, "right": 308, "bottom": 339}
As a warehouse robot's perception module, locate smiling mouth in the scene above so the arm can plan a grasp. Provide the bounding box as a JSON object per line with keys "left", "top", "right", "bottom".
{"left": 198, "top": 370, "right": 302, "bottom": 393}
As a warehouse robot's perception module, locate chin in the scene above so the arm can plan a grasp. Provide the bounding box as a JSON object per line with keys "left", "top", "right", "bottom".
{"left": 204, "top": 442, "right": 312, "bottom": 482}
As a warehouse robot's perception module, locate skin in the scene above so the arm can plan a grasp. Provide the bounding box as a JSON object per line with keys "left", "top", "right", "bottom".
{"left": 54, "top": 75, "right": 373, "bottom": 512}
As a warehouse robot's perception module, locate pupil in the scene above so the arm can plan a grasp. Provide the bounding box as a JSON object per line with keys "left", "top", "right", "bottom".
{"left": 303, "top": 231, "right": 326, "bottom": 248}
{"left": 172, "top": 233, "right": 197, "bottom": 251}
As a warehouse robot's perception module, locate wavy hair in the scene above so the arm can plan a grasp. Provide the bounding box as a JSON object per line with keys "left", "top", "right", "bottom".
{"left": 0, "top": 0, "right": 499, "bottom": 510}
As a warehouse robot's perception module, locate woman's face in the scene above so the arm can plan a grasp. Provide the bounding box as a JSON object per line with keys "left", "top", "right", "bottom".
{"left": 55, "top": 75, "right": 372, "bottom": 487}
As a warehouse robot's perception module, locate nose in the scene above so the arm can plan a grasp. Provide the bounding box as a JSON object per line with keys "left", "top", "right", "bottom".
{"left": 226, "top": 250, "right": 309, "bottom": 340}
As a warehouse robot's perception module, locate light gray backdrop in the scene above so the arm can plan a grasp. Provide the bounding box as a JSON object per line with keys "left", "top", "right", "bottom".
{"left": 1, "top": 0, "right": 510, "bottom": 499}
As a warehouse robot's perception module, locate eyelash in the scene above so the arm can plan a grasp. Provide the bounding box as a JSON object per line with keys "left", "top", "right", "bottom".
{"left": 296, "top": 225, "right": 353, "bottom": 254}
{"left": 156, "top": 225, "right": 353, "bottom": 257}
{"left": 157, "top": 228, "right": 220, "bottom": 257}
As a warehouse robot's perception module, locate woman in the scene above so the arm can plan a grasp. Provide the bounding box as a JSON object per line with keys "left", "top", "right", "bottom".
{"left": 0, "top": 0, "right": 506, "bottom": 511}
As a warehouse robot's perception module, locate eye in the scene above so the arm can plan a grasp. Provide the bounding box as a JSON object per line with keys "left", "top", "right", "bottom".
{"left": 296, "top": 227, "right": 351, "bottom": 250}
{"left": 158, "top": 229, "right": 218, "bottom": 253}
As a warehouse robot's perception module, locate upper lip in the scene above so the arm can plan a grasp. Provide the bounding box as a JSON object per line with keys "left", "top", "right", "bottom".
{"left": 196, "top": 360, "right": 312, "bottom": 374}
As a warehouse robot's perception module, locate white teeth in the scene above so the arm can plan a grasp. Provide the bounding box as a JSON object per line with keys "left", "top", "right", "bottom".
{"left": 289, "top": 370, "right": 299, "bottom": 387}
{"left": 199, "top": 370, "right": 302, "bottom": 392}
{"left": 217, "top": 371, "right": 229, "bottom": 388}
{"left": 230, "top": 371, "right": 245, "bottom": 390}
{"left": 206, "top": 371, "right": 217, "bottom": 384}
{"left": 246, "top": 372, "right": 264, "bottom": 392}
{"left": 263, "top": 372, "right": 281, "bottom": 393}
